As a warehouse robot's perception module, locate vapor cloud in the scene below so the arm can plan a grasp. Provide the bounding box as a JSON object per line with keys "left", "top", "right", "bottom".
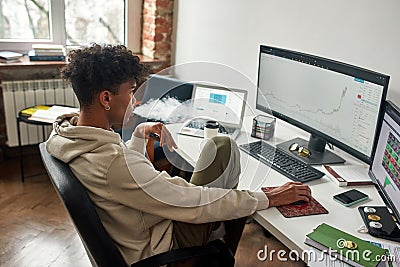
{"left": 134, "top": 97, "right": 193, "bottom": 123}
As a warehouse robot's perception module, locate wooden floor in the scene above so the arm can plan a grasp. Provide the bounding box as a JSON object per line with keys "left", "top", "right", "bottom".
{"left": 0, "top": 148, "right": 306, "bottom": 267}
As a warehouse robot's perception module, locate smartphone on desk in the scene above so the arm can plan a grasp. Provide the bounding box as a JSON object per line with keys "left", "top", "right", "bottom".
{"left": 333, "top": 189, "right": 369, "bottom": 207}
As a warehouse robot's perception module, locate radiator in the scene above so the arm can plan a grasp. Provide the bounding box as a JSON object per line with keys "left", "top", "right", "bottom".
{"left": 2, "top": 79, "right": 78, "bottom": 147}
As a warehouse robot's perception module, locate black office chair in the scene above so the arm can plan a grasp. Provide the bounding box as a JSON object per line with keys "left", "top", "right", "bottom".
{"left": 39, "top": 142, "right": 234, "bottom": 267}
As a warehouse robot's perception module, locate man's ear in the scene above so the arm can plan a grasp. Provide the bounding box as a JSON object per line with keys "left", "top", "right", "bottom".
{"left": 99, "top": 90, "right": 112, "bottom": 109}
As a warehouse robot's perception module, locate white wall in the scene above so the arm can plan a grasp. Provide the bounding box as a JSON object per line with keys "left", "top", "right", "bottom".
{"left": 173, "top": 0, "right": 400, "bottom": 109}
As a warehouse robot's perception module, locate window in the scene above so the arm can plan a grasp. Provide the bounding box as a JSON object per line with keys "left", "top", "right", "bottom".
{"left": 0, "top": 0, "right": 141, "bottom": 53}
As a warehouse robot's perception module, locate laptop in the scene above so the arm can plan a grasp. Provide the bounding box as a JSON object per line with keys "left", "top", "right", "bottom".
{"left": 179, "top": 83, "right": 247, "bottom": 139}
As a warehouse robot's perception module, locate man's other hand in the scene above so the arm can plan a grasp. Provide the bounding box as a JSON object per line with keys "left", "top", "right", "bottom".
{"left": 134, "top": 122, "right": 177, "bottom": 152}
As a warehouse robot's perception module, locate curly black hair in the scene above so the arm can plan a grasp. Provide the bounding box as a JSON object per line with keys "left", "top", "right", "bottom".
{"left": 62, "top": 43, "right": 148, "bottom": 107}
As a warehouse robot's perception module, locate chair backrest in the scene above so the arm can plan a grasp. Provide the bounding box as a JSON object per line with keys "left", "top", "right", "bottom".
{"left": 39, "top": 142, "right": 127, "bottom": 267}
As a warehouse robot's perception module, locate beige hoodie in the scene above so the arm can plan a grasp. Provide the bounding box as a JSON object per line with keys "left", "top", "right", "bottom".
{"left": 46, "top": 114, "right": 269, "bottom": 264}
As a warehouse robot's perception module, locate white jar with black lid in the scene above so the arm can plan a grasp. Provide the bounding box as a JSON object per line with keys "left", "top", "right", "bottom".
{"left": 204, "top": 120, "right": 219, "bottom": 139}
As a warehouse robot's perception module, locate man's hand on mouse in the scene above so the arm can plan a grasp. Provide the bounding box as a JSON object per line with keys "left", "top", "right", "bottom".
{"left": 264, "top": 182, "right": 312, "bottom": 207}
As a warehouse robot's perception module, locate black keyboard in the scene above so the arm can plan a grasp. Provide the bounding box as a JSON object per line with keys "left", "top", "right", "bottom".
{"left": 239, "top": 141, "right": 324, "bottom": 183}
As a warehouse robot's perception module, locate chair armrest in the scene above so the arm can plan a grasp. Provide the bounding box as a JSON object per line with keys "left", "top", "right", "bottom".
{"left": 131, "top": 245, "right": 219, "bottom": 267}
{"left": 131, "top": 239, "right": 234, "bottom": 267}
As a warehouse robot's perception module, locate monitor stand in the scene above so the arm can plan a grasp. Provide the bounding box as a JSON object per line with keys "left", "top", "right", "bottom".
{"left": 276, "top": 135, "right": 345, "bottom": 165}
{"left": 358, "top": 206, "right": 400, "bottom": 242}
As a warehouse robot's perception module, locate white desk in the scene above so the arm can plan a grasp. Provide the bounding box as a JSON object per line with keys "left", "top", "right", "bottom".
{"left": 166, "top": 116, "right": 398, "bottom": 262}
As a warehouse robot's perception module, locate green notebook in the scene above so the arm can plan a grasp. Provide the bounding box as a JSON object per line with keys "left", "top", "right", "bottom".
{"left": 305, "top": 223, "right": 387, "bottom": 267}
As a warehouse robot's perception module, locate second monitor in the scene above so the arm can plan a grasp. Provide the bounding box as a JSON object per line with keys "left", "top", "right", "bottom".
{"left": 256, "top": 45, "right": 389, "bottom": 165}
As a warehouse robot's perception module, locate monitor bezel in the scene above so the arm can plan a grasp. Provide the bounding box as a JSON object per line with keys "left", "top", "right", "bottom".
{"left": 256, "top": 45, "right": 390, "bottom": 164}
{"left": 368, "top": 100, "right": 400, "bottom": 223}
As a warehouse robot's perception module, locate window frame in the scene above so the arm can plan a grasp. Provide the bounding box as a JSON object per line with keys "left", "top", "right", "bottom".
{"left": 0, "top": 0, "right": 142, "bottom": 53}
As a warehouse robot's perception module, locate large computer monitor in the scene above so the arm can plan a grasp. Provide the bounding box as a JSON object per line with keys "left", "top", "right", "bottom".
{"left": 256, "top": 45, "right": 389, "bottom": 164}
{"left": 370, "top": 101, "right": 400, "bottom": 225}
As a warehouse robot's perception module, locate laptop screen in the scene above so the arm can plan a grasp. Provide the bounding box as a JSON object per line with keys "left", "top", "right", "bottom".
{"left": 191, "top": 84, "right": 247, "bottom": 127}
{"left": 370, "top": 101, "right": 400, "bottom": 221}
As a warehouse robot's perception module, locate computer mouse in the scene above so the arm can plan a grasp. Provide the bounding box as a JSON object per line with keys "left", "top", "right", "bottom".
{"left": 292, "top": 200, "right": 306, "bottom": 205}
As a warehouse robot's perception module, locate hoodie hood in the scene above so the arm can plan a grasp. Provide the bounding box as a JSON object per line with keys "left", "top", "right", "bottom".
{"left": 46, "top": 113, "right": 123, "bottom": 163}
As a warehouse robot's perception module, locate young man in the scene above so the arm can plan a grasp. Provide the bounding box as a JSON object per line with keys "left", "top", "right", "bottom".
{"left": 46, "top": 43, "right": 311, "bottom": 265}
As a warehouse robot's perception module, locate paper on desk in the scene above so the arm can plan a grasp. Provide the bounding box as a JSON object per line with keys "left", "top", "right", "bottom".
{"left": 368, "top": 240, "right": 400, "bottom": 267}
{"left": 307, "top": 247, "right": 353, "bottom": 267}
{"left": 332, "top": 165, "right": 369, "bottom": 179}
{"left": 29, "top": 105, "right": 79, "bottom": 123}
{"left": 307, "top": 241, "right": 397, "bottom": 267}
{"left": 324, "top": 165, "right": 373, "bottom": 186}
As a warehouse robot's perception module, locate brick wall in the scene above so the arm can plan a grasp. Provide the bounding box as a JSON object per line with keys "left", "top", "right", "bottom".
{"left": 142, "top": 0, "right": 174, "bottom": 70}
